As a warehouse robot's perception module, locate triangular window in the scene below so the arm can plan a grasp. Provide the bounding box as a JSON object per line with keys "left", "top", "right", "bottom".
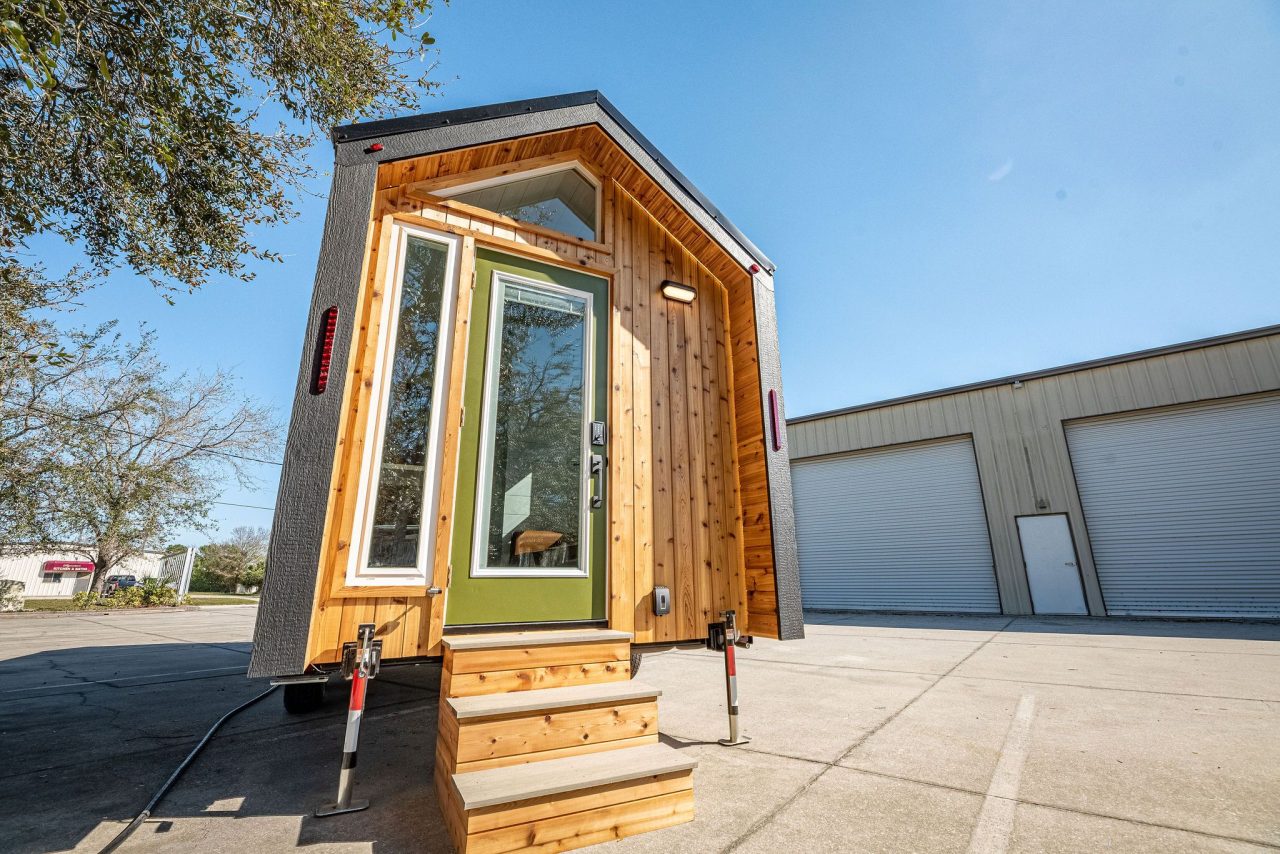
{"left": 442, "top": 164, "right": 599, "bottom": 241}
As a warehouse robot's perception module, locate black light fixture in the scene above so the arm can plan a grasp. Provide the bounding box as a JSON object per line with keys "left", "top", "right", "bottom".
{"left": 660, "top": 279, "right": 697, "bottom": 303}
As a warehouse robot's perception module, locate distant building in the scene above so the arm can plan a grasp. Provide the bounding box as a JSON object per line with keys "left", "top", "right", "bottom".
{"left": 788, "top": 324, "right": 1280, "bottom": 619}
{"left": 0, "top": 549, "right": 168, "bottom": 598}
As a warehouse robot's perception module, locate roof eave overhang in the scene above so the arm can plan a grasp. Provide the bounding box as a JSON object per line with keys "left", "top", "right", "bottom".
{"left": 330, "top": 91, "right": 774, "bottom": 275}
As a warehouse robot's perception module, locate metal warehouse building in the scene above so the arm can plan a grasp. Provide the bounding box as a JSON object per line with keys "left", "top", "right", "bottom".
{"left": 786, "top": 325, "right": 1280, "bottom": 619}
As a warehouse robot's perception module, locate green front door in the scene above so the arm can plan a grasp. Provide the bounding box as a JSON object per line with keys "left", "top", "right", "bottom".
{"left": 444, "top": 249, "right": 609, "bottom": 627}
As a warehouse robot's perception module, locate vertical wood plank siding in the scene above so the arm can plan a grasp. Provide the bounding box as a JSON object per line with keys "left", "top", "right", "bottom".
{"left": 302, "top": 126, "right": 777, "bottom": 665}
{"left": 727, "top": 281, "right": 779, "bottom": 637}
{"left": 787, "top": 333, "right": 1280, "bottom": 615}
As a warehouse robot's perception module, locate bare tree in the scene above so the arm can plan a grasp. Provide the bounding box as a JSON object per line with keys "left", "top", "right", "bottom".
{"left": 0, "top": 327, "right": 279, "bottom": 592}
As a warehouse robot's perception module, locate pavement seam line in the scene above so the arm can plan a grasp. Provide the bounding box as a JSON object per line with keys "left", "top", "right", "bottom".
{"left": 931, "top": 672, "right": 1274, "bottom": 704}
{"left": 677, "top": 741, "right": 1280, "bottom": 852}
{"left": 985, "top": 639, "right": 1280, "bottom": 657}
{"left": 670, "top": 650, "right": 1275, "bottom": 705}
{"left": 74, "top": 615, "right": 254, "bottom": 657}
{"left": 832, "top": 617, "right": 1017, "bottom": 765}
{"left": 720, "top": 619, "right": 1017, "bottom": 853}
{"left": 837, "top": 761, "right": 1280, "bottom": 850}
{"left": 666, "top": 650, "right": 943, "bottom": 679}
{"left": 1005, "top": 795, "right": 1280, "bottom": 850}
{"left": 966, "top": 694, "right": 1036, "bottom": 854}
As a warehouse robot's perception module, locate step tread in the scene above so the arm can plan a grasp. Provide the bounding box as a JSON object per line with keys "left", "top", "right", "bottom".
{"left": 449, "top": 680, "right": 661, "bottom": 720}
{"left": 442, "top": 628, "right": 633, "bottom": 651}
{"left": 453, "top": 743, "right": 695, "bottom": 810}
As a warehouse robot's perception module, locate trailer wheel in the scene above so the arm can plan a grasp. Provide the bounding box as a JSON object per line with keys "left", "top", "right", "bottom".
{"left": 282, "top": 681, "right": 327, "bottom": 714}
{"left": 630, "top": 649, "right": 643, "bottom": 678}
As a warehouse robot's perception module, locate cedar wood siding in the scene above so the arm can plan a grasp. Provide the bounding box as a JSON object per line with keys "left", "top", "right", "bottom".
{"left": 250, "top": 96, "right": 801, "bottom": 677}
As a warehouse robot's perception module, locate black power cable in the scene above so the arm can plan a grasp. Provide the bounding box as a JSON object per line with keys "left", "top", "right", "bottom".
{"left": 99, "top": 684, "right": 279, "bottom": 853}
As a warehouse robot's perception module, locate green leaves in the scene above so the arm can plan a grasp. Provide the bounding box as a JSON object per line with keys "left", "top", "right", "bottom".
{"left": 1, "top": 0, "right": 444, "bottom": 297}
{"left": 1, "top": 1, "right": 435, "bottom": 566}
{"left": 2, "top": 19, "right": 29, "bottom": 54}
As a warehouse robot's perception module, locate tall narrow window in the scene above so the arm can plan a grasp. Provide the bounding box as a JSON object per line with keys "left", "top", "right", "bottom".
{"left": 347, "top": 227, "right": 459, "bottom": 586}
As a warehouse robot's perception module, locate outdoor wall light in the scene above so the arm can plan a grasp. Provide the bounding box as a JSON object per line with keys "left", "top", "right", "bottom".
{"left": 660, "top": 280, "right": 697, "bottom": 303}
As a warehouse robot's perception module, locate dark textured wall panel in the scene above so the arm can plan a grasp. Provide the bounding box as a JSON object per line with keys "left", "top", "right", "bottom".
{"left": 752, "top": 274, "right": 804, "bottom": 640}
{"left": 249, "top": 162, "right": 378, "bottom": 678}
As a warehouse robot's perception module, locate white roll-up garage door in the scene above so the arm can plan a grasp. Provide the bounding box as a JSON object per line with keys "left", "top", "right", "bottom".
{"left": 791, "top": 437, "right": 1000, "bottom": 613}
{"left": 1066, "top": 395, "right": 1280, "bottom": 617}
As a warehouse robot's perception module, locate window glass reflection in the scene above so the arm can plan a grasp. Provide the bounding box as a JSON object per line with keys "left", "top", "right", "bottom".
{"left": 482, "top": 283, "right": 587, "bottom": 569}
{"left": 367, "top": 237, "right": 449, "bottom": 568}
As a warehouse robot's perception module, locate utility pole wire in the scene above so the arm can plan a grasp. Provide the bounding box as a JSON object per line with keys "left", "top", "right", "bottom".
{"left": 212, "top": 500, "right": 276, "bottom": 511}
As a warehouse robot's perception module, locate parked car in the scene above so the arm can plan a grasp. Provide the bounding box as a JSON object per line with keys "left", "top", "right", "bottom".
{"left": 103, "top": 575, "right": 139, "bottom": 595}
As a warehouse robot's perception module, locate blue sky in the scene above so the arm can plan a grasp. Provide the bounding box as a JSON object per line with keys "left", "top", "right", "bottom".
{"left": 62, "top": 1, "right": 1280, "bottom": 542}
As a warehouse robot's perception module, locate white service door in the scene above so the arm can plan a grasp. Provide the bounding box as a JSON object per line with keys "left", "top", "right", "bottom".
{"left": 1017, "top": 515, "right": 1087, "bottom": 615}
{"left": 791, "top": 437, "right": 1000, "bottom": 613}
{"left": 1066, "top": 395, "right": 1280, "bottom": 617}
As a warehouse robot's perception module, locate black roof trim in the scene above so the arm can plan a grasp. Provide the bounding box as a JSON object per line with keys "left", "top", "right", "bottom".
{"left": 331, "top": 91, "right": 600, "bottom": 144}
{"left": 331, "top": 91, "right": 773, "bottom": 272}
{"left": 788, "top": 322, "right": 1280, "bottom": 425}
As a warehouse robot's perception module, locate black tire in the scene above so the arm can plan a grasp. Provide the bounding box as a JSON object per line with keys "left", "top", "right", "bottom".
{"left": 630, "top": 649, "right": 643, "bottom": 678}
{"left": 282, "top": 681, "right": 327, "bottom": 714}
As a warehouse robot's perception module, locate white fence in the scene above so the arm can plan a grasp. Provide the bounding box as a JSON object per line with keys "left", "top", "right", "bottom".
{"left": 156, "top": 548, "right": 197, "bottom": 597}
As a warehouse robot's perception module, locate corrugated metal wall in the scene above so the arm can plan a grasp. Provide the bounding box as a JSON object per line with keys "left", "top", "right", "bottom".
{"left": 792, "top": 437, "right": 1000, "bottom": 612}
{"left": 1067, "top": 396, "right": 1280, "bottom": 616}
{"left": 787, "top": 331, "right": 1280, "bottom": 615}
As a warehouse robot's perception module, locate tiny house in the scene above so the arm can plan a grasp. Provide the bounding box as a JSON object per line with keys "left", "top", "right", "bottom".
{"left": 251, "top": 91, "right": 801, "bottom": 851}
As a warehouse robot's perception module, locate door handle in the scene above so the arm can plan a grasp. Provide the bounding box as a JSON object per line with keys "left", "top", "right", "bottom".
{"left": 589, "top": 453, "right": 604, "bottom": 509}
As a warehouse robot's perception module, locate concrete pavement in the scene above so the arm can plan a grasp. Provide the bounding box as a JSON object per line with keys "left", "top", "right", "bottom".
{"left": 0, "top": 607, "right": 1276, "bottom": 852}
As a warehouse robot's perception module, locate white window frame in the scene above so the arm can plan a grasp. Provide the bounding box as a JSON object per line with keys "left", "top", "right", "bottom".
{"left": 470, "top": 271, "right": 595, "bottom": 579}
{"left": 345, "top": 223, "right": 462, "bottom": 588}
{"left": 435, "top": 161, "right": 602, "bottom": 242}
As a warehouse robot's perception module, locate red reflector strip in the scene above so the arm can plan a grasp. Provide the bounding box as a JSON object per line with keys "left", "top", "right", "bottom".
{"left": 312, "top": 305, "right": 339, "bottom": 395}
{"left": 768, "top": 389, "right": 782, "bottom": 451}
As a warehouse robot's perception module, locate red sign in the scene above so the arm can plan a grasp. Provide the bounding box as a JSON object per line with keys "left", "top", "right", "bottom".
{"left": 43, "top": 560, "right": 94, "bottom": 574}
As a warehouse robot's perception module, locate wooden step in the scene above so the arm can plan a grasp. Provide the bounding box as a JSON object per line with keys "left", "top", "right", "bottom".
{"left": 449, "top": 681, "right": 660, "bottom": 720}
{"left": 445, "top": 682, "right": 661, "bottom": 772}
{"left": 441, "top": 630, "right": 634, "bottom": 700}
{"left": 443, "top": 629, "right": 633, "bottom": 651}
{"left": 449, "top": 744, "right": 696, "bottom": 853}
{"left": 453, "top": 742, "right": 694, "bottom": 809}
{"left": 433, "top": 628, "right": 692, "bottom": 852}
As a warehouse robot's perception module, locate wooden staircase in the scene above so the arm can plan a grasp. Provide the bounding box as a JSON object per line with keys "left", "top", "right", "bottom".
{"left": 435, "top": 629, "right": 696, "bottom": 853}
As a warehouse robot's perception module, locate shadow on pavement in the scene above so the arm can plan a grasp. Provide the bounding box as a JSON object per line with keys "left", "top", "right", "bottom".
{"left": 803, "top": 608, "right": 1280, "bottom": 642}
{"left": 0, "top": 637, "right": 445, "bottom": 853}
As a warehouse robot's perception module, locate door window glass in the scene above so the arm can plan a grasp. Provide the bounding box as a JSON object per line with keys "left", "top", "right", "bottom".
{"left": 477, "top": 280, "right": 589, "bottom": 573}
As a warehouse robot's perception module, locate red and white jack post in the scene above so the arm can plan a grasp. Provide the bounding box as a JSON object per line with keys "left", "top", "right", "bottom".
{"left": 708, "top": 609, "right": 752, "bottom": 746}
{"left": 315, "top": 623, "right": 382, "bottom": 817}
